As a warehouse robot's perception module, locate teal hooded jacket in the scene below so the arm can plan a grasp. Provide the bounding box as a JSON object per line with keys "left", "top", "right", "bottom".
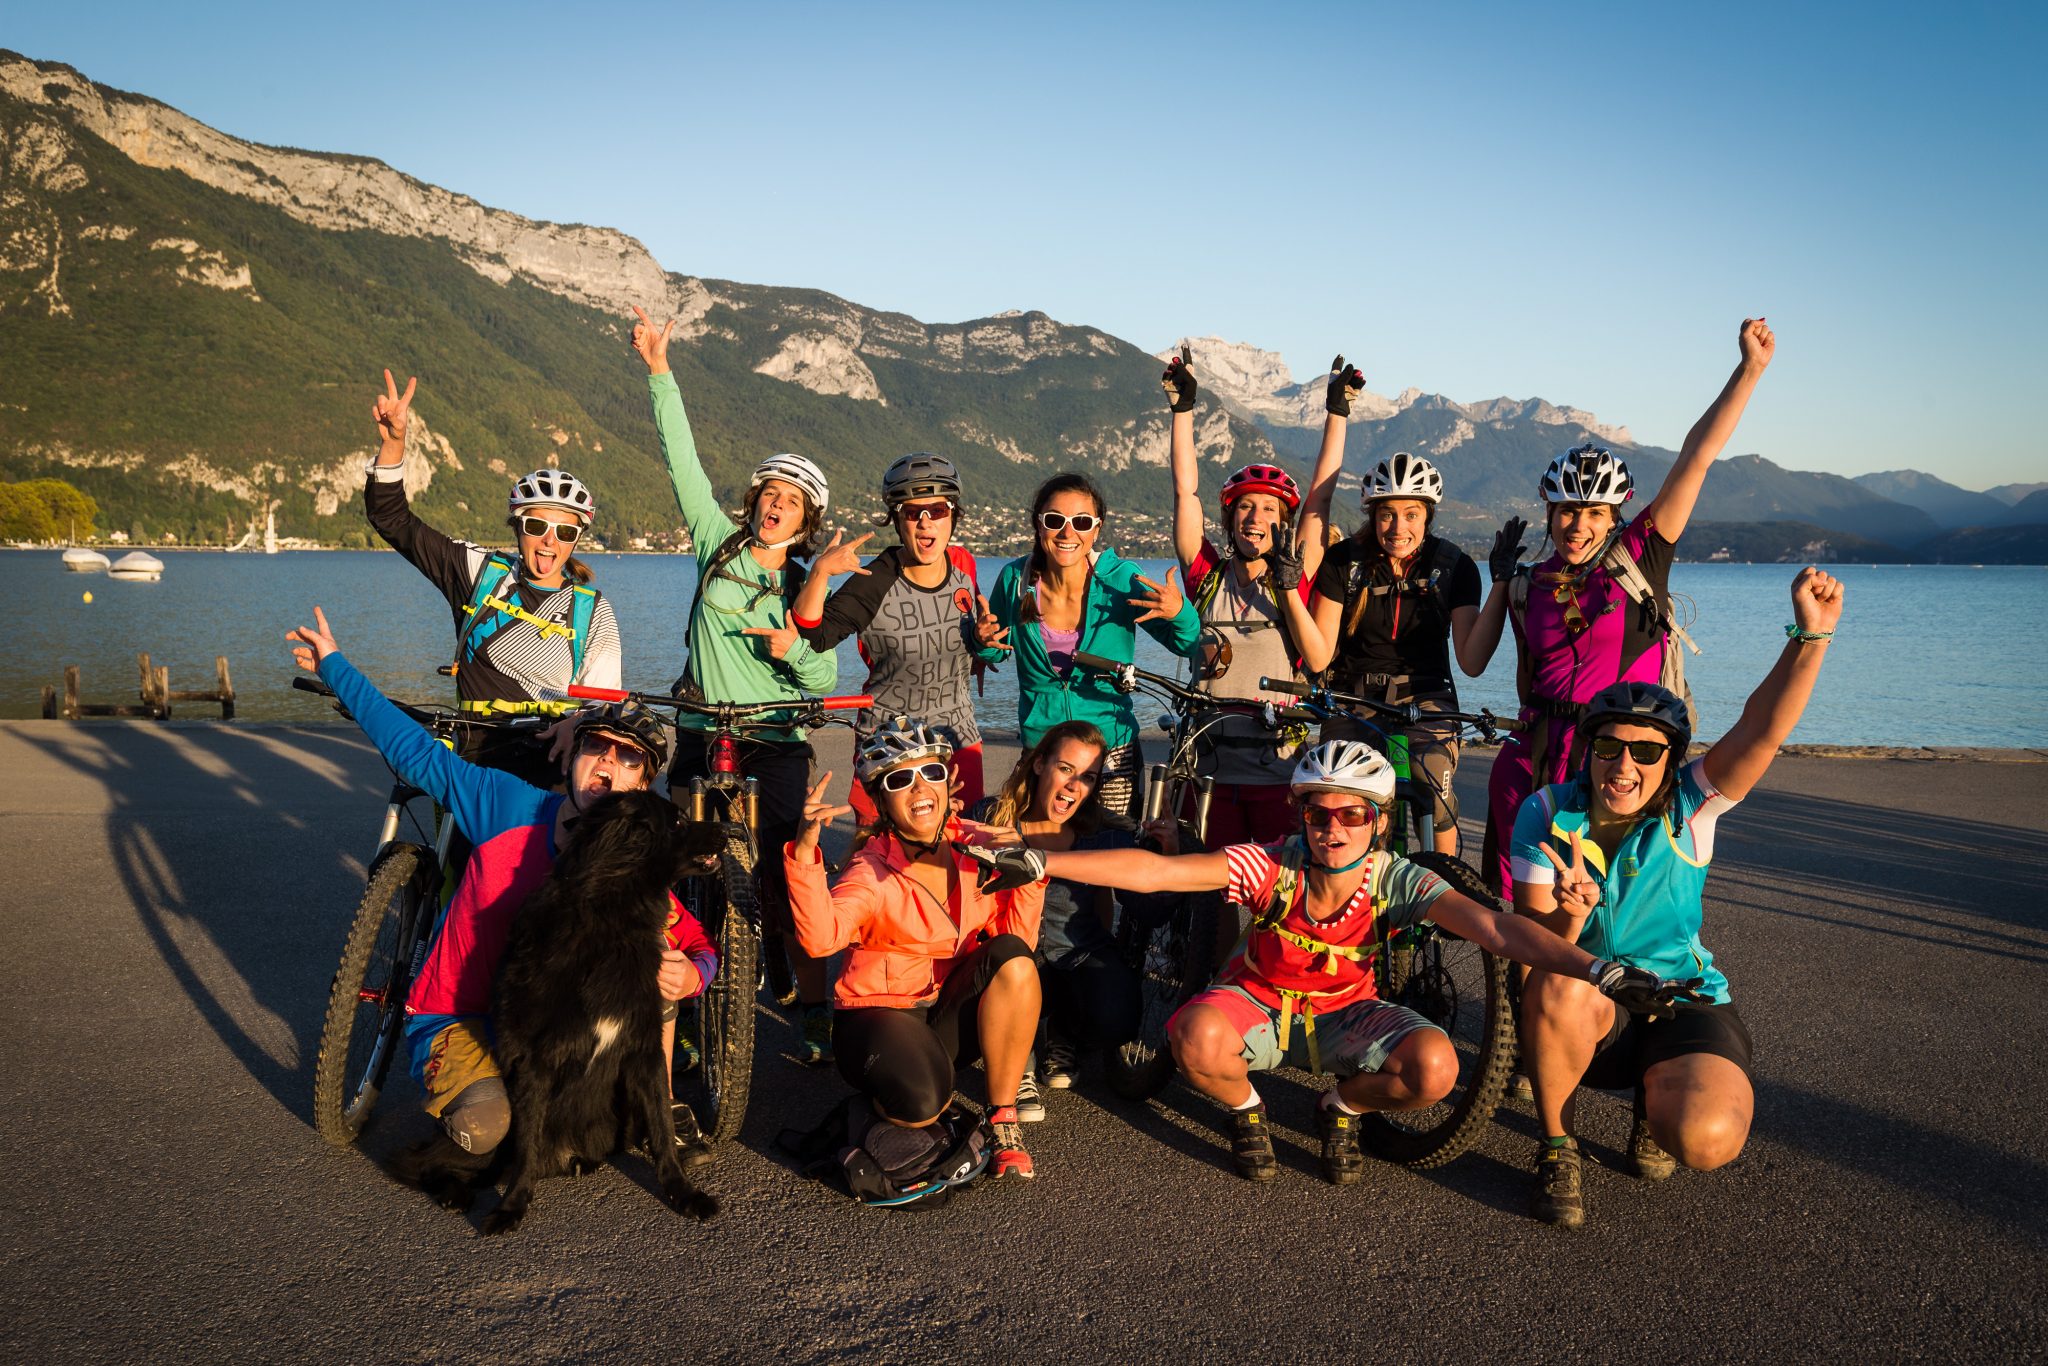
{"left": 976, "top": 548, "right": 1202, "bottom": 749}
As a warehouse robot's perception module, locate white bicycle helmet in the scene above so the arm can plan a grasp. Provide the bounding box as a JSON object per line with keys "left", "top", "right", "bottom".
{"left": 1360, "top": 451, "right": 1444, "bottom": 510}
{"left": 1539, "top": 442, "right": 1634, "bottom": 507}
{"left": 856, "top": 715, "right": 954, "bottom": 786}
{"left": 1290, "top": 739, "right": 1396, "bottom": 805}
{"left": 509, "top": 468, "right": 596, "bottom": 521}
{"left": 882, "top": 453, "right": 962, "bottom": 506}
{"left": 750, "top": 453, "right": 830, "bottom": 515}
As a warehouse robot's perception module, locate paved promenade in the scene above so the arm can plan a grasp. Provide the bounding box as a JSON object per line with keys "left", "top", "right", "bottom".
{"left": 2, "top": 720, "right": 2044, "bottom": 1363}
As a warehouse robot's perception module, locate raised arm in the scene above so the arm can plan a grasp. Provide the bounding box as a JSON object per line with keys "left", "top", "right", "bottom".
{"left": 1297, "top": 356, "right": 1364, "bottom": 583}
{"left": 1040, "top": 844, "right": 1232, "bottom": 895}
{"left": 361, "top": 370, "right": 482, "bottom": 606}
{"left": 793, "top": 532, "right": 880, "bottom": 648}
{"left": 1643, "top": 318, "right": 1776, "bottom": 541}
{"left": 1701, "top": 567, "right": 1842, "bottom": 802}
{"left": 1456, "top": 516, "right": 1527, "bottom": 677}
{"left": 632, "top": 304, "right": 736, "bottom": 550}
{"left": 1162, "top": 347, "right": 1205, "bottom": 573}
{"left": 784, "top": 773, "right": 883, "bottom": 957}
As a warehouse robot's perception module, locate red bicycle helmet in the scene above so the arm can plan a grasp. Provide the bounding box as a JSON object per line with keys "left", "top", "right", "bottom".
{"left": 1220, "top": 464, "right": 1302, "bottom": 512}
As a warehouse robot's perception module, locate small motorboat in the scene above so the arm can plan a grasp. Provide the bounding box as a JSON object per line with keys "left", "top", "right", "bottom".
{"left": 108, "top": 551, "right": 165, "bottom": 581}
{"left": 62, "top": 547, "right": 112, "bottom": 572}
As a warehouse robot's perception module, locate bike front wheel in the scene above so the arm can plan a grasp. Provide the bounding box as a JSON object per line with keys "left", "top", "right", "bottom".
{"left": 1359, "top": 850, "right": 1516, "bottom": 1167}
{"left": 1104, "top": 886, "right": 1223, "bottom": 1101}
{"left": 683, "top": 835, "right": 760, "bottom": 1144}
{"left": 313, "top": 843, "right": 436, "bottom": 1146}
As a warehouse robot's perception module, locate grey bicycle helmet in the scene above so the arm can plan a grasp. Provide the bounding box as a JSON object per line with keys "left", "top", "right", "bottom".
{"left": 510, "top": 468, "right": 596, "bottom": 521}
{"left": 1539, "top": 443, "right": 1634, "bottom": 507}
{"left": 882, "top": 453, "right": 962, "bottom": 506}
{"left": 856, "top": 715, "right": 954, "bottom": 787}
{"left": 571, "top": 700, "right": 670, "bottom": 771}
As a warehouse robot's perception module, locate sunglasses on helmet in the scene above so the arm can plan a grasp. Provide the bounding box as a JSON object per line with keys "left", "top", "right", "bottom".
{"left": 877, "top": 761, "right": 950, "bottom": 793}
{"left": 1300, "top": 802, "right": 1379, "bottom": 829}
{"left": 519, "top": 516, "right": 582, "bottom": 543}
{"left": 1038, "top": 511, "right": 1100, "bottom": 534}
{"left": 1588, "top": 736, "right": 1671, "bottom": 765}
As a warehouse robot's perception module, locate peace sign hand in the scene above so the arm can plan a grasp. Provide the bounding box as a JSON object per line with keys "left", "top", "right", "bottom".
{"left": 795, "top": 772, "right": 853, "bottom": 856}
{"left": 630, "top": 304, "right": 676, "bottom": 375}
{"left": 815, "top": 528, "right": 874, "bottom": 580}
{"left": 372, "top": 369, "right": 416, "bottom": 458}
{"left": 1540, "top": 829, "right": 1600, "bottom": 919}
{"left": 1128, "top": 567, "right": 1184, "bottom": 625}
{"left": 974, "top": 593, "right": 1012, "bottom": 652}
{"left": 286, "top": 605, "right": 341, "bottom": 673}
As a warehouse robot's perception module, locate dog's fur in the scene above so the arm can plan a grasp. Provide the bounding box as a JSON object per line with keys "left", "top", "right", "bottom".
{"left": 388, "top": 789, "right": 723, "bottom": 1234}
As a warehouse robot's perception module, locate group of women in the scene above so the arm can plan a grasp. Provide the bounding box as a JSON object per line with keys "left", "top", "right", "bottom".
{"left": 365, "top": 310, "right": 1845, "bottom": 1225}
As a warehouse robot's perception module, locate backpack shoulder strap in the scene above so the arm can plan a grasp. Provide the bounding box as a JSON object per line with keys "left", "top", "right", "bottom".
{"left": 1254, "top": 838, "right": 1308, "bottom": 930}
{"left": 1602, "top": 537, "right": 1699, "bottom": 656}
{"left": 566, "top": 583, "right": 597, "bottom": 679}
{"left": 454, "top": 553, "right": 522, "bottom": 663}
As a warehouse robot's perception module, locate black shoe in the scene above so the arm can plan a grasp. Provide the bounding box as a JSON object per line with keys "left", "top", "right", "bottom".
{"left": 1317, "top": 1099, "right": 1365, "bottom": 1185}
{"left": 762, "top": 936, "right": 798, "bottom": 1007}
{"left": 1630, "top": 1089, "right": 1676, "bottom": 1182}
{"left": 1230, "top": 1103, "right": 1279, "bottom": 1182}
{"left": 672, "top": 1102, "right": 716, "bottom": 1170}
{"left": 1531, "top": 1138, "right": 1585, "bottom": 1228}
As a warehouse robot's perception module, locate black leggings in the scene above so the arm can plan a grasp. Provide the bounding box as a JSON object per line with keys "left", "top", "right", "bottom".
{"left": 833, "top": 935, "right": 1034, "bottom": 1123}
{"left": 668, "top": 731, "right": 813, "bottom": 936}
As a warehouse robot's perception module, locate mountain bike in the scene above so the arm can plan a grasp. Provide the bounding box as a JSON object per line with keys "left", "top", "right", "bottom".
{"left": 1260, "top": 675, "right": 1524, "bottom": 1167}
{"left": 299, "top": 675, "right": 549, "bottom": 1147}
{"left": 567, "top": 682, "right": 870, "bottom": 1143}
{"left": 1069, "top": 652, "right": 1317, "bottom": 1101}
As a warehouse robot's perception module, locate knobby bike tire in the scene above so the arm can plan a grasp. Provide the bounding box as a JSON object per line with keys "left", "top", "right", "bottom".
{"left": 312, "top": 842, "right": 435, "bottom": 1146}
{"left": 1360, "top": 850, "right": 1517, "bottom": 1168}
{"left": 685, "top": 836, "right": 760, "bottom": 1144}
{"left": 1105, "top": 881, "right": 1223, "bottom": 1102}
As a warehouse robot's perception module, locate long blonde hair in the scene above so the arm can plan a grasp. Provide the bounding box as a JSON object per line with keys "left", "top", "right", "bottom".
{"left": 985, "top": 720, "right": 1110, "bottom": 835}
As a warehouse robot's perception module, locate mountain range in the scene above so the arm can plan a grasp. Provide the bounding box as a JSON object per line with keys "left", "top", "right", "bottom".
{"left": 0, "top": 49, "right": 2039, "bottom": 563}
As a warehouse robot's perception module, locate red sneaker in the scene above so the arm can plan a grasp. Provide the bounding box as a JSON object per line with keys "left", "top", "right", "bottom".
{"left": 988, "top": 1105, "right": 1035, "bottom": 1179}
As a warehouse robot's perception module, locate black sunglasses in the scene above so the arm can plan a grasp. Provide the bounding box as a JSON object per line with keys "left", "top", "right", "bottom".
{"left": 1038, "top": 511, "right": 1100, "bottom": 534}
{"left": 519, "top": 515, "right": 582, "bottom": 543}
{"left": 877, "top": 761, "right": 950, "bottom": 793}
{"left": 1589, "top": 736, "right": 1671, "bottom": 765}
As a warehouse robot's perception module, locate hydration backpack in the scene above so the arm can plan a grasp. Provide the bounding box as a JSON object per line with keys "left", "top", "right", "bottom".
{"left": 1506, "top": 534, "right": 1700, "bottom": 729}
{"left": 669, "top": 528, "right": 810, "bottom": 701}
{"left": 455, "top": 553, "right": 598, "bottom": 679}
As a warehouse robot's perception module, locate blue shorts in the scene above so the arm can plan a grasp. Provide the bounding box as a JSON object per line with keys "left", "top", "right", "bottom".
{"left": 1178, "top": 984, "right": 1442, "bottom": 1077}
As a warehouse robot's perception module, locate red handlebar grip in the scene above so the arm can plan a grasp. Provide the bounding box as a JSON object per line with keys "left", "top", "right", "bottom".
{"left": 820, "top": 695, "right": 874, "bottom": 711}
{"left": 566, "top": 685, "right": 631, "bottom": 702}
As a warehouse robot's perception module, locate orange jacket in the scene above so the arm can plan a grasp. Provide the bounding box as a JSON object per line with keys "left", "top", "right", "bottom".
{"left": 785, "top": 820, "right": 1046, "bottom": 1011}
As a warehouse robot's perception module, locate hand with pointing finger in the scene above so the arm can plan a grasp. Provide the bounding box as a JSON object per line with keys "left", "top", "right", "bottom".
{"left": 974, "top": 593, "right": 1012, "bottom": 652}
{"left": 742, "top": 621, "right": 798, "bottom": 660}
{"left": 814, "top": 529, "right": 874, "bottom": 580}
{"left": 630, "top": 304, "right": 676, "bottom": 375}
{"left": 1161, "top": 345, "right": 1197, "bottom": 414}
{"left": 1128, "top": 566, "right": 1184, "bottom": 626}
{"left": 372, "top": 369, "right": 416, "bottom": 465}
{"left": 1540, "top": 829, "right": 1601, "bottom": 919}
{"left": 1326, "top": 354, "right": 1366, "bottom": 417}
{"left": 795, "top": 772, "right": 852, "bottom": 857}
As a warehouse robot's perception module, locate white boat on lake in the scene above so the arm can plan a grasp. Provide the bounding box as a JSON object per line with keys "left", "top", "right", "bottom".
{"left": 108, "top": 552, "right": 165, "bottom": 581}
{"left": 62, "top": 547, "right": 112, "bottom": 572}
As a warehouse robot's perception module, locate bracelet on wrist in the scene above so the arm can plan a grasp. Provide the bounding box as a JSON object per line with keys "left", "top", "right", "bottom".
{"left": 1785, "top": 624, "right": 1835, "bottom": 643}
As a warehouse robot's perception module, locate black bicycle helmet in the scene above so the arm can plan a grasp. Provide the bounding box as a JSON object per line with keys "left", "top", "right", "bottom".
{"left": 882, "top": 453, "right": 962, "bottom": 506}
{"left": 571, "top": 700, "right": 671, "bottom": 771}
{"left": 1579, "top": 681, "right": 1690, "bottom": 756}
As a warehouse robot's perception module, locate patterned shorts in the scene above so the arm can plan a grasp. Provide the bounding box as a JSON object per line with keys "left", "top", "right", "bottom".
{"left": 1176, "top": 983, "right": 1441, "bottom": 1077}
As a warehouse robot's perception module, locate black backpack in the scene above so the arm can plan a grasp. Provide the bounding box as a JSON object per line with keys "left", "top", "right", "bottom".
{"left": 778, "top": 1094, "right": 993, "bottom": 1209}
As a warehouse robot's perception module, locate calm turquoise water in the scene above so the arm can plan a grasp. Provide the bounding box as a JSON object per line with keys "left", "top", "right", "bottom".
{"left": 3, "top": 551, "right": 2044, "bottom": 746}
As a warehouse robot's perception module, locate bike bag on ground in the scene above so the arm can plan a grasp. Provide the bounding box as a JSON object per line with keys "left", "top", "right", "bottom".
{"left": 777, "top": 1093, "right": 993, "bottom": 1209}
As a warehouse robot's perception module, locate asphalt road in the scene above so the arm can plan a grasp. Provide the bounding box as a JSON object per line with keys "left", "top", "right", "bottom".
{"left": 2, "top": 719, "right": 2044, "bottom": 1363}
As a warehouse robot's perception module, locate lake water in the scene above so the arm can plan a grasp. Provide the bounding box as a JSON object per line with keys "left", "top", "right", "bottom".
{"left": 3, "top": 550, "right": 2044, "bottom": 747}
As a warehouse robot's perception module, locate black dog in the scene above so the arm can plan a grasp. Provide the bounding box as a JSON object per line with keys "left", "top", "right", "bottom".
{"left": 389, "top": 790, "right": 723, "bottom": 1234}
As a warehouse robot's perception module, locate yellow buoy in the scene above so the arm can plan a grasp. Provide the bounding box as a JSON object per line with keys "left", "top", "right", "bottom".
{"left": 82, "top": 590, "right": 94, "bottom": 604}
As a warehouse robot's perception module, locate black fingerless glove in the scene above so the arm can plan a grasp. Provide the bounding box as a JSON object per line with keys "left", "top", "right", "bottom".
{"left": 1326, "top": 355, "right": 1366, "bottom": 417}
{"left": 1592, "top": 959, "right": 1710, "bottom": 1019}
{"left": 1268, "top": 543, "right": 1303, "bottom": 593}
{"left": 1161, "top": 346, "right": 1197, "bottom": 414}
{"left": 1489, "top": 515, "right": 1530, "bottom": 583}
{"left": 956, "top": 842, "right": 1047, "bottom": 894}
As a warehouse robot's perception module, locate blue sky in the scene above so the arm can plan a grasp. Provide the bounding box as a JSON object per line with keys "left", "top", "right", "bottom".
{"left": 8, "top": 2, "right": 2044, "bottom": 488}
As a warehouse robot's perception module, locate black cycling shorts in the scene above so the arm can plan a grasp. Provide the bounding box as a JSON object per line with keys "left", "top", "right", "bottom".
{"left": 1581, "top": 1000, "right": 1754, "bottom": 1091}
{"left": 832, "top": 934, "right": 1035, "bottom": 1123}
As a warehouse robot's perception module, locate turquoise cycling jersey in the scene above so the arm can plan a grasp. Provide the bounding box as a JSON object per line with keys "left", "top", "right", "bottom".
{"left": 1509, "top": 757, "right": 1737, "bottom": 1003}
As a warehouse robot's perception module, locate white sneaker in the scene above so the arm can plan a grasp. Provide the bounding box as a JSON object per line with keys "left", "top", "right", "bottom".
{"left": 1014, "top": 1069, "right": 1047, "bottom": 1122}
{"left": 1041, "top": 1041, "right": 1078, "bottom": 1090}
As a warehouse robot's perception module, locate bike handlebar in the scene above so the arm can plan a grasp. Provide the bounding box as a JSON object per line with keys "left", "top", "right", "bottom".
{"left": 567, "top": 683, "right": 875, "bottom": 719}
{"left": 1258, "top": 676, "right": 1527, "bottom": 737}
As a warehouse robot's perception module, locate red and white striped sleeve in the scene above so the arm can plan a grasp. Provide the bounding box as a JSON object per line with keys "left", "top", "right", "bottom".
{"left": 1222, "top": 843, "right": 1278, "bottom": 907}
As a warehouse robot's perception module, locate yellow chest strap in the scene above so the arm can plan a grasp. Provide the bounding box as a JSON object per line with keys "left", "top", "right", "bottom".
{"left": 464, "top": 592, "right": 574, "bottom": 641}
